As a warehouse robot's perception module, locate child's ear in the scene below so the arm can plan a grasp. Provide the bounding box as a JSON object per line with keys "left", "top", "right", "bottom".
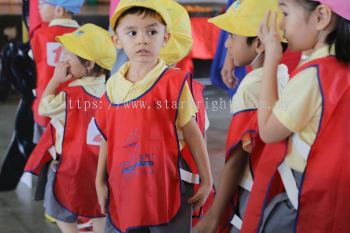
{"left": 255, "top": 38, "right": 265, "bottom": 54}
{"left": 162, "top": 32, "right": 171, "bottom": 47}
{"left": 314, "top": 5, "right": 334, "bottom": 31}
{"left": 55, "top": 6, "right": 65, "bottom": 17}
{"left": 86, "top": 61, "right": 96, "bottom": 73}
{"left": 112, "top": 34, "right": 123, "bottom": 49}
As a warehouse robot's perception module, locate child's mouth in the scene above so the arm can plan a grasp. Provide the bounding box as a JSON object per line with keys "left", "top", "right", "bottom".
{"left": 137, "top": 49, "right": 150, "bottom": 55}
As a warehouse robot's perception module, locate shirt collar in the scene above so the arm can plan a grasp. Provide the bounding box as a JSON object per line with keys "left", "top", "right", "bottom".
{"left": 302, "top": 45, "right": 336, "bottom": 65}
{"left": 49, "top": 18, "right": 79, "bottom": 28}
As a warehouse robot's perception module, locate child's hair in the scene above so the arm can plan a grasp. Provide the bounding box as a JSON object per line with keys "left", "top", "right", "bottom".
{"left": 296, "top": 0, "right": 350, "bottom": 63}
{"left": 246, "top": 37, "right": 289, "bottom": 52}
{"left": 78, "top": 57, "right": 110, "bottom": 79}
{"left": 114, "top": 7, "right": 166, "bottom": 31}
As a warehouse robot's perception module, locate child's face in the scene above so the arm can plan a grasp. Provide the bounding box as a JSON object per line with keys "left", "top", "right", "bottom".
{"left": 278, "top": 0, "right": 318, "bottom": 51}
{"left": 114, "top": 13, "right": 170, "bottom": 65}
{"left": 62, "top": 49, "right": 87, "bottom": 79}
{"left": 225, "top": 34, "right": 258, "bottom": 67}
{"left": 39, "top": 2, "right": 56, "bottom": 22}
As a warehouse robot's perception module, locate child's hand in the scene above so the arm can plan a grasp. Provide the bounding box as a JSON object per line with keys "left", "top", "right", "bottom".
{"left": 96, "top": 181, "right": 108, "bottom": 215}
{"left": 192, "top": 211, "right": 219, "bottom": 233}
{"left": 258, "top": 11, "right": 283, "bottom": 64}
{"left": 188, "top": 183, "right": 212, "bottom": 211}
{"left": 52, "top": 61, "right": 74, "bottom": 85}
{"left": 221, "top": 54, "right": 237, "bottom": 89}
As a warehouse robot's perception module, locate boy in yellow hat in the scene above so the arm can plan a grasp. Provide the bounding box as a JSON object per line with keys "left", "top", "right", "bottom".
{"left": 25, "top": 23, "right": 116, "bottom": 233}
{"left": 194, "top": 0, "right": 291, "bottom": 233}
{"left": 94, "top": 0, "right": 213, "bottom": 232}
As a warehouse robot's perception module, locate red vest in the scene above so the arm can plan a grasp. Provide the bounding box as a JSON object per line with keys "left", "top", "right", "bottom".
{"left": 31, "top": 23, "right": 77, "bottom": 126}
{"left": 100, "top": 68, "right": 192, "bottom": 232}
{"left": 26, "top": 85, "right": 103, "bottom": 217}
{"left": 241, "top": 56, "right": 350, "bottom": 233}
{"left": 25, "top": 123, "right": 55, "bottom": 175}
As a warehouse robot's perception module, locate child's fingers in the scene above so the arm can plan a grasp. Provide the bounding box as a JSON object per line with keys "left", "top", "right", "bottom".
{"left": 99, "top": 198, "right": 106, "bottom": 215}
{"left": 188, "top": 192, "right": 201, "bottom": 205}
{"left": 271, "top": 11, "right": 278, "bottom": 34}
{"left": 264, "top": 10, "right": 271, "bottom": 32}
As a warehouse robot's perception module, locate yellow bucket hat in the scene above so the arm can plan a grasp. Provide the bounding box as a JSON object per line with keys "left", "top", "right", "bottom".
{"left": 56, "top": 24, "right": 116, "bottom": 70}
{"left": 209, "top": 0, "right": 284, "bottom": 39}
{"left": 110, "top": 0, "right": 192, "bottom": 65}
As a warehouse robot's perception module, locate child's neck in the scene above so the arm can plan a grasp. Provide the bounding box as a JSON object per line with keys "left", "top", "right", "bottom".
{"left": 251, "top": 55, "right": 264, "bottom": 70}
{"left": 126, "top": 60, "right": 158, "bottom": 83}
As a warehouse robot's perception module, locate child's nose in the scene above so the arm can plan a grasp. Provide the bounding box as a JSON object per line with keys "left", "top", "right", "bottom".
{"left": 137, "top": 33, "right": 149, "bottom": 45}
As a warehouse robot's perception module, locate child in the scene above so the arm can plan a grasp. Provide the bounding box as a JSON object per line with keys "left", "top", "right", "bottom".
{"left": 25, "top": 23, "right": 116, "bottom": 233}
{"left": 241, "top": 0, "right": 350, "bottom": 233}
{"left": 94, "top": 0, "right": 213, "bottom": 232}
{"left": 31, "top": 0, "right": 83, "bottom": 142}
{"left": 194, "top": 0, "right": 289, "bottom": 232}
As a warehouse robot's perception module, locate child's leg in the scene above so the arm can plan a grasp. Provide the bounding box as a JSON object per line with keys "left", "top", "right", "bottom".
{"left": 44, "top": 162, "right": 79, "bottom": 231}
{"left": 56, "top": 220, "right": 79, "bottom": 233}
{"left": 92, "top": 217, "right": 106, "bottom": 233}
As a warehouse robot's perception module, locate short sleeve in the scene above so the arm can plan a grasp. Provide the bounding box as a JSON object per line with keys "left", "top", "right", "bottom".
{"left": 273, "top": 67, "right": 322, "bottom": 132}
{"left": 38, "top": 92, "right": 66, "bottom": 120}
{"left": 176, "top": 83, "right": 198, "bottom": 128}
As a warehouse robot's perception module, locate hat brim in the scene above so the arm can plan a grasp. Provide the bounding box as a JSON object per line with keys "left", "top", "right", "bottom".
{"left": 56, "top": 34, "right": 93, "bottom": 63}
{"left": 209, "top": 12, "right": 258, "bottom": 37}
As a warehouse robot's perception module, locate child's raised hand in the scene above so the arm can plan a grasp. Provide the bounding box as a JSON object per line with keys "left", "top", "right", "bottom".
{"left": 52, "top": 61, "right": 74, "bottom": 84}
{"left": 188, "top": 183, "right": 211, "bottom": 211}
{"left": 258, "top": 11, "right": 283, "bottom": 64}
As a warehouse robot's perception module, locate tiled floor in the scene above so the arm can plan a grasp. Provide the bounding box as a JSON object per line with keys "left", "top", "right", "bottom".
{"left": 0, "top": 87, "right": 232, "bottom": 233}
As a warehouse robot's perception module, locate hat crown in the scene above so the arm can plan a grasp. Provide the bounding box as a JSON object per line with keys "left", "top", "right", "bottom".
{"left": 45, "top": 0, "right": 84, "bottom": 14}
{"left": 57, "top": 24, "right": 116, "bottom": 70}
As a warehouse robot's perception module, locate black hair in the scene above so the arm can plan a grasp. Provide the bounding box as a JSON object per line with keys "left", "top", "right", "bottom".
{"left": 78, "top": 57, "right": 110, "bottom": 79}
{"left": 246, "top": 37, "right": 289, "bottom": 52}
{"left": 296, "top": 0, "right": 350, "bottom": 63}
{"left": 114, "top": 7, "right": 166, "bottom": 31}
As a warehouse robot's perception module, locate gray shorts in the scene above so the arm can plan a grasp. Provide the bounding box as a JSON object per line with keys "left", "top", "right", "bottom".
{"left": 258, "top": 171, "right": 302, "bottom": 233}
{"left": 230, "top": 188, "right": 250, "bottom": 233}
{"left": 33, "top": 123, "right": 46, "bottom": 144}
{"left": 104, "top": 180, "right": 193, "bottom": 233}
{"left": 230, "top": 171, "right": 302, "bottom": 233}
{"left": 43, "top": 162, "right": 78, "bottom": 223}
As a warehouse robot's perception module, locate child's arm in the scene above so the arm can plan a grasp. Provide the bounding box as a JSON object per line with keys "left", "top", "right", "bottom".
{"left": 257, "top": 12, "right": 292, "bottom": 143}
{"left": 183, "top": 118, "right": 213, "bottom": 210}
{"left": 96, "top": 138, "right": 108, "bottom": 215}
{"left": 194, "top": 143, "right": 248, "bottom": 233}
{"left": 39, "top": 61, "right": 74, "bottom": 117}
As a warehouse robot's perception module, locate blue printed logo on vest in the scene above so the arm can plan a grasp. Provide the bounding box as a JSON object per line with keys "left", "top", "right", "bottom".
{"left": 122, "top": 153, "right": 155, "bottom": 174}
{"left": 118, "top": 129, "right": 155, "bottom": 177}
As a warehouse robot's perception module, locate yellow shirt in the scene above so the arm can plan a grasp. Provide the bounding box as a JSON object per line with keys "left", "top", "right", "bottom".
{"left": 231, "top": 64, "right": 289, "bottom": 152}
{"left": 273, "top": 46, "right": 334, "bottom": 172}
{"left": 106, "top": 59, "right": 200, "bottom": 148}
{"left": 39, "top": 76, "right": 106, "bottom": 154}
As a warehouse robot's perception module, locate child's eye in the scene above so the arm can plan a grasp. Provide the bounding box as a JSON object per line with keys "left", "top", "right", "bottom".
{"left": 148, "top": 30, "right": 158, "bottom": 35}
{"left": 127, "top": 31, "right": 137, "bottom": 36}
{"left": 282, "top": 12, "right": 288, "bottom": 17}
